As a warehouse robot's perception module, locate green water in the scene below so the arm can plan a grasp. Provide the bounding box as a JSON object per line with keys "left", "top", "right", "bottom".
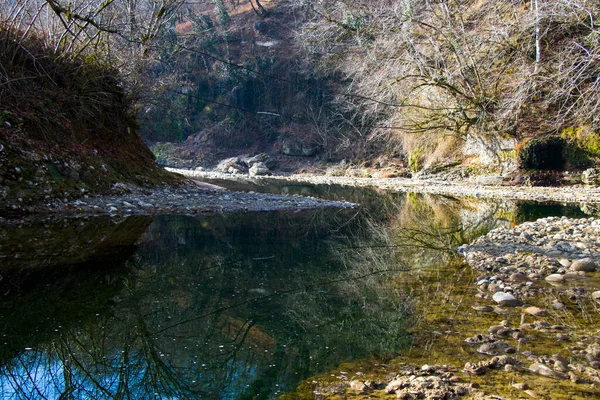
{"left": 0, "top": 184, "right": 593, "bottom": 399}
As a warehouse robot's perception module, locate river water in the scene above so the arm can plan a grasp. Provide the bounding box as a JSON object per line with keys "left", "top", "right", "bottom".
{"left": 0, "top": 182, "right": 590, "bottom": 399}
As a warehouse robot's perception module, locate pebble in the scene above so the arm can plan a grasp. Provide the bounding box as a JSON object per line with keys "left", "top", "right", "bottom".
{"left": 524, "top": 306, "right": 548, "bottom": 317}
{"left": 529, "top": 363, "right": 567, "bottom": 379}
{"left": 571, "top": 258, "right": 597, "bottom": 272}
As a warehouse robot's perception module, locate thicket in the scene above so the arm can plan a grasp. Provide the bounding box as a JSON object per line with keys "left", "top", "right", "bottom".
{"left": 136, "top": 1, "right": 348, "bottom": 161}
{"left": 0, "top": 1, "right": 177, "bottom": 208}
{"left": 294, "top": 0, "right": 600, "bottom": 170}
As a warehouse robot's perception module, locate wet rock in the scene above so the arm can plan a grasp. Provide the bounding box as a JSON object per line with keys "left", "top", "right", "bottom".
{"left": 551, "top": 354, "right": 568, "bottom": 365}
{"left": 465, "top": 334, "right": 485, "bottom": 344}
{"left": 478, "top": 340, "right": 511, "bottom": 355}
{"left": 558, "top": 258, "right": 572, "bottom": 268}
{"left": 492, "top": 291, "right": 522, "bottom": 307}
{"left": 512, "top": 382, "right": 529, "bottom": 390}
{"left": 464, "top": 356, "right": 516, "bottom": 376}
{"left": 421, "top": 364, "right": 436, "bottom": 373}
{"left": 545, "top": 274, "right": 565, "bottom": 283}
{"left": 509, "top": 272, "right": 528, "bottom": 282}
{"left": 554, "top": 361, "right": 569, "bottom": 373}
{"left": 348, "top": 380, "right": 369, "bottom": 392}
{"left": 587, "top": 343, "right": 600, "bottom": 360}
{"left": 571, "top": 258, "right": 597, "bottom": 272}
{"left": 568, "top": 371, "right": 591, "bottom": 384}
{"left": 472, "top": 305, "right": 494, "bottom": 312}
{"left": 385, "top": 379, "right": 407, "bottom": 394}
{"left": 463, "top": 362, "right": 488, "bottom": 375}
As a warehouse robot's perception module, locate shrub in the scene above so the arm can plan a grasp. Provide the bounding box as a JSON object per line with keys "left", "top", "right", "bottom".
{"left": 561, "top": 126, "right": 600, "bottom": 169}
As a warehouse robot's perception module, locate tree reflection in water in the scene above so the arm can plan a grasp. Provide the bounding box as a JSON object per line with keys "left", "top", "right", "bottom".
{"left": 0, "top": 205, "right": 413, "bottom": 399}
{"left": 0, "top": 190, "right": 585, "bottom": 399}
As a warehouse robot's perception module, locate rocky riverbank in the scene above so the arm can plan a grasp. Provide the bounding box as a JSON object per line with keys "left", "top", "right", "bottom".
{"left": 458, "top": 217, "right": 600, "bottom": 390}
{"left": 167, "top": 168, "right": 600, "bottom": 206}
{"left": 285, "top": 216, "right": 600, "bottom": 399}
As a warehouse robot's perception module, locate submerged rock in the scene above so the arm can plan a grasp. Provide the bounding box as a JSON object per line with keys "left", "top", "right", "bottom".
{"left": 492, "top": 292, "right": 522, "bottom": 307}
{"left": 524, "top": 306, "right": 548, "bottom": 317}
{"left": 545, "top": 274, "right": 565, "bottom": 283}
{"left": 529, "top": 363, "right": 568, "bottom": 379}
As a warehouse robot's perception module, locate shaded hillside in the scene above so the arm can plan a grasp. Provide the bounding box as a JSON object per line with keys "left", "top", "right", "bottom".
{"left": 139, "top": 0, "right": 386, "bottom": 169}
{"left": 0, "top": 28, "right": 177, "bottom": 214}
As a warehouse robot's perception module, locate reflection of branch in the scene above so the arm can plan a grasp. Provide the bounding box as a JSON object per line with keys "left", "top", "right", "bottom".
{"left": 153, "top": 266, "right": 407, "bottom": 335}
{"left": 55, "top": 336, "right": 114, "bottom": 398}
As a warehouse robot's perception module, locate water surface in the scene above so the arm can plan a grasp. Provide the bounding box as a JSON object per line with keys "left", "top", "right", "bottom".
{"left": 0, "top": 184, "right": 592, "bottom": 399}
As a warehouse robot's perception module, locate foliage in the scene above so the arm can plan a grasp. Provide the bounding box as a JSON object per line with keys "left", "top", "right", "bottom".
{"left": 560, "top": 126, "right": 600, "bottom": 169}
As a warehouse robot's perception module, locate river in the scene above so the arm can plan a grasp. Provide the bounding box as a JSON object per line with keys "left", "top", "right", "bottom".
{"left": 0, "top": 181, "right": 591, "bottom": 399}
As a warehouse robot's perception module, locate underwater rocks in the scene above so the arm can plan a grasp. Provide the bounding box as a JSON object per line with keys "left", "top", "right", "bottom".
{"left": 459, "top": 216, "right": 600, "bottom": 391}
{"left": 461, "top": 216, "right": 600, "bottom": 304}
{"left": 492, "top": 291, "right": 522, "bottom": 307}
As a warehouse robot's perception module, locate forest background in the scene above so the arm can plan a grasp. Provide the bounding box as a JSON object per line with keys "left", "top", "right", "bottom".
{"left": 2, "top": 0, "right": 600, "bottom": 181}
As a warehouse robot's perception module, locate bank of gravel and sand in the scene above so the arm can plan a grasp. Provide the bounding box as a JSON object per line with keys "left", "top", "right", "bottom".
{"left": 0, "top": 180, "right": 357, "bottom": 220}
{"left": 167, "top": 168, "right": 600, "bottom": 205}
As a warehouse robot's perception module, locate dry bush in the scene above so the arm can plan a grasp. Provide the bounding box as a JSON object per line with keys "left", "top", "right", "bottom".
{"left": 295, "top": 0, "right": 600, "bottom": 167}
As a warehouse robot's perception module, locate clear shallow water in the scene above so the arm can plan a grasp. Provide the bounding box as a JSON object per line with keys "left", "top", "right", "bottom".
{"left": 0, "top": 184, "right": 592, "bottom": 399}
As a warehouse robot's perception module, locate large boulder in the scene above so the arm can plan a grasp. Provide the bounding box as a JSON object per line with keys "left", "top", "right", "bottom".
{"left": 242, "top": 153, "right": 275, "bottom": 169}
{"left": 215, "top": 157, "right": 248, "bottom": 174}
{"left": 582, "top": 168, "right": 600, "bottom": 186}
{"left": 249, "top": 162, "right": 271, "bottom": 177}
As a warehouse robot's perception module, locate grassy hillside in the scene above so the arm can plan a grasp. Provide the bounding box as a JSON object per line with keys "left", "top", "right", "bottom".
{"left": 0, "top": 28, "right": 177, "bottom": 214}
